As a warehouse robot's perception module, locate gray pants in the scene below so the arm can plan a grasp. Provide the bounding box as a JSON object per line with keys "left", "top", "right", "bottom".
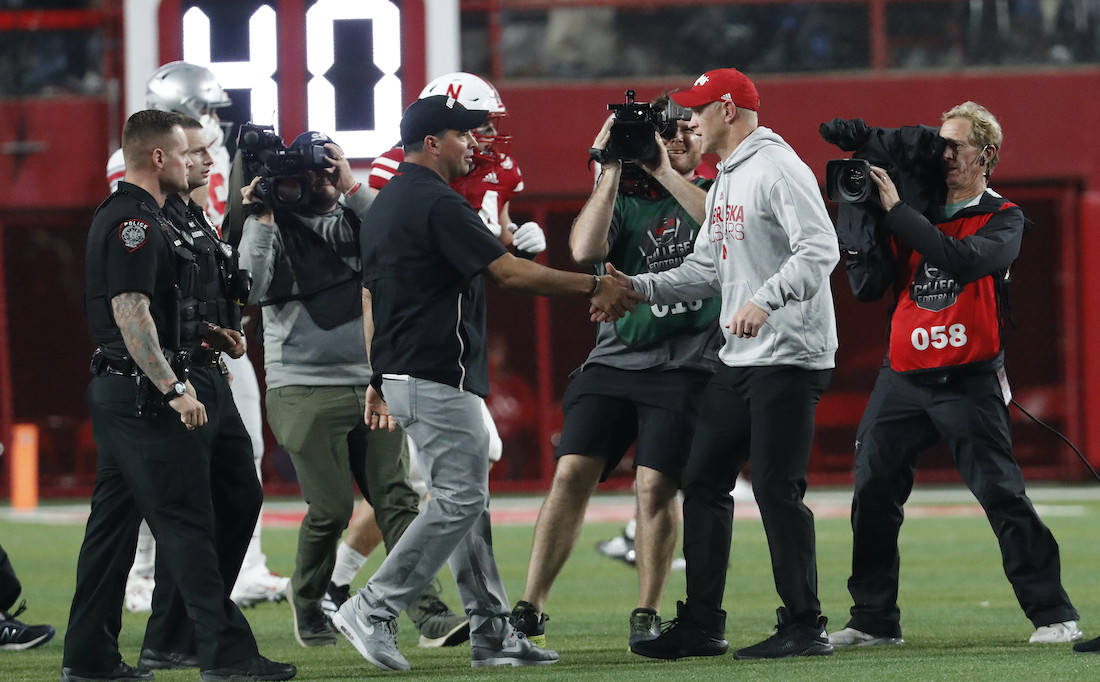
{"left": 359, "top": 377, "right": 509, "bottom": 634}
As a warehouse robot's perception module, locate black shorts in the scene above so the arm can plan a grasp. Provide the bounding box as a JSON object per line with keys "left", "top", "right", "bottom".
{"left": 555, "top": 364, "right": 712, "bottom": 481}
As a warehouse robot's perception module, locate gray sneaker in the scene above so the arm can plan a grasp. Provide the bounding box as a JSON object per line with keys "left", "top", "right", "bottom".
{"left": 629, "top": 607, "right": 661, "bottom": 647}
{"left": 332, "top": 597, "right": 410, "bottom": 672}
{"left": 471, "top": 626, "right": 560, "bottom": 668}
{"left": 286, "top": 581, "right": 337, "bottom": 647}
{"left": 413, "top": 598, "right": 470, "bottom": 648}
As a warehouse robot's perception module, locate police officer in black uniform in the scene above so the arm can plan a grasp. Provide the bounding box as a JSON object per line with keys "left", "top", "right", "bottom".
{"left": 61, "top": 110, "right": 295, "bottom": 682}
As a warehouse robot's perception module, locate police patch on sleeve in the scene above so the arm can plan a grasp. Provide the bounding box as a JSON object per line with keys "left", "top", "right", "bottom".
{"left": 118, "top": 219, "right": 151, "bottom": 251}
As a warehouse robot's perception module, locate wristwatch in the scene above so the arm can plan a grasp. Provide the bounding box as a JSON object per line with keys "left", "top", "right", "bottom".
{"left": 164, "top": 381, "right": 187, "bottom": 402}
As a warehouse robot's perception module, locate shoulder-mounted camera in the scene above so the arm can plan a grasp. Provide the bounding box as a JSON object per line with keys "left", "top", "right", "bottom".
{"left": 599, "top": 90, "right": 690, "bottom": 164}
{"left": 236, "top": 123, "right": 327, "bottom": 210}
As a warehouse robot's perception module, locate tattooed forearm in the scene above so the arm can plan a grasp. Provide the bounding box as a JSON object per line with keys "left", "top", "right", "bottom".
{"left": 111, "top": 292, "right": 178, "bottom": 393}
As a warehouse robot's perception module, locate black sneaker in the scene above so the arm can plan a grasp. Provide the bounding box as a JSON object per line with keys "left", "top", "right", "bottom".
{"left": 59, "top": 663, "right": 153, "bottom": 682}
{"left": 628, "top": 608, "right": 661, "bottom": 647}
{"left": 1074, "top": 634, "right": 1100, "bottom": 653}
{"left": 0, "top": 601, "right": 55, "bottom": 651}
{"left": 138, "top": 648, "right": 200, "bottom": 669}
{"left": 510, "top": 601, "right": 548, "bottom": 648}
{"left": 200, "top": 655, "right": 296, "bottom": 682}
{"left": 733, "top": 607, "right": 834, "bottom": 660}
{"left": 286, "top": 582, "right": 337, "bottom": 647}
{"left": 630, "top": 601, "right": 728, "bottom": 659}
{"left": 321, "top": 582, "right": 350, "bottom": 621}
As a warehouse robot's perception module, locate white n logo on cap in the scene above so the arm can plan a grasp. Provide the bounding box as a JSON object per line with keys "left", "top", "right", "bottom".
{"left": 694, "top": 75, "right": 710, "bottom": 86}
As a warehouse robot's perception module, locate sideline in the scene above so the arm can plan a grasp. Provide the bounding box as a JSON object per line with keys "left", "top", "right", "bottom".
{"left": 2, "top": 483, "right": 1096, "bottom": 527}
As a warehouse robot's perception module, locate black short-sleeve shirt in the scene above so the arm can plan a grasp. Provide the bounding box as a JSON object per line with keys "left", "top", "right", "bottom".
{"left": 85, "top": 181, "right": 178, "bottom": 358}
{"left": 361, "top": 162, "right": 507, "bottom": 397}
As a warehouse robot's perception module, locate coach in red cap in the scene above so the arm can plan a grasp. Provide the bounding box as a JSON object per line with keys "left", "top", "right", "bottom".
{"left": 612, "top": 67, "right": 840, "bottom": 663}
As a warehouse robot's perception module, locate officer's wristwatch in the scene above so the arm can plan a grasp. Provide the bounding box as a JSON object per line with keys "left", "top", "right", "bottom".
{"left": 163, "top": 381, "right": 187, "bottom": 403}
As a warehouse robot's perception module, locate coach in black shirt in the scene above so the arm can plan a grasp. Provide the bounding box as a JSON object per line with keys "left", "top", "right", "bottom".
{"left": 330, "top": 95, "right": 638, "bottom": 671}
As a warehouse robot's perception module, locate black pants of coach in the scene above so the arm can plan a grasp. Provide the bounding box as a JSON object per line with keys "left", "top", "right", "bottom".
{"left": 845, "top": 365, "right": 1078, "bottom": 638}
{"left": 63, "top": 364, "right": 262, "bottom": 673}
{"left": 681, "top": 364, "right": 832, "bottom": 634}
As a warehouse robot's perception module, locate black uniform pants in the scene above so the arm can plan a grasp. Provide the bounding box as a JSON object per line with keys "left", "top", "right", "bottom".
{"left": 845, "top": 365, "right": 1078, "bottom": 637}
{"left": 62, "top": 367, "right": 260, "bottom": 672}
{"left": 0, "top": 542, "right": 21, "bottom": 613}
{"left": 142, "top": 364, "right": 263, "bottom": 656}
{"left": 681, "top": 364, "right": 831, "bottom": 633}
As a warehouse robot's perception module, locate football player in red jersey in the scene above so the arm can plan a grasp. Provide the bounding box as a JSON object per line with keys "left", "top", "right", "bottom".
{"left": 321, "top": 72, "right": 545, "bottom": 635}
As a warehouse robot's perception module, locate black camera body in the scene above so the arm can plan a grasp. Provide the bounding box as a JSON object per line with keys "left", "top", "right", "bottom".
{"left": 236, "top": 123, "right": 327, "bottom": 209}
{"left": 605, "top": 90, "right": 690, "bottom": 164}
{"left": 825, "top": 159, "right": 874, "bottom": 203}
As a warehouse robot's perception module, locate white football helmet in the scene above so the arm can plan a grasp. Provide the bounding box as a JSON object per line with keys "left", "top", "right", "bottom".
{"left": 146, "top": 61, "right": 232, "bottom": 146}
{"left": 419, "top": 72, "right": 511, "bottom": 164}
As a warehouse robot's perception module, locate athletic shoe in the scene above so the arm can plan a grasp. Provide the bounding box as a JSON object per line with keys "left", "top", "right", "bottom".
{"left": 199, "top": 655, "right": 296, "bottom": 681}
{"left": 231, "top": 565, "right": 290, "bottom": 608}
{"left": 595, "top": 531, "right": 633, "bottom": 564}
{"left": 59, "top": 663, "right": 153, "bottom": 681}
{"left": 629, "top": 607, "right": 661, "bottom": 647}
{"left": 412, "top": 598, "right": 470, "bottom": 648}
{"left": 137, "top": 648, "right": 200, "bottom": 669}
{"left": 124, "top": 574, "right": 154, "bottom": 614}
{"left": 0, "top": 601, "right": 55, "bottom": 650}
{"left": 470, "top": 626, "right": 559, "bottom": 667}
{"left": 1073, "top": 634, "right": 1100, "bottom": 653}
{"left": 733, "top": 607, "right": 833, "bottom": 660}
{"left": 322, "top": 582, "right": 351, "bottom": 621}
{"left": 332, "top": 598, "right": 410, "bottom": 671}
{"left": 828, "top": 626, "right": 904, "bottom": 647}
{"left": 286, "top": 582, "right": 337, "bottom": 647}
{"left": 630, "top": 602, "right": 728, "bottom": 660}
{"left": 1029, "top": 620, "right": 1083, "bottom": 643}
{"left": 510, "top": 601, "right": 548, "bottom": 648}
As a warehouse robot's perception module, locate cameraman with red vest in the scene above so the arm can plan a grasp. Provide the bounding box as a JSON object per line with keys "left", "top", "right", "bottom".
{"left": 832, "top": 102, "right": 1081, "bottom": 648}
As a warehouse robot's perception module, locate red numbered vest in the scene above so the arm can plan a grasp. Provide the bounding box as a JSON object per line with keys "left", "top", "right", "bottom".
{"left": 888, "top": 210, "right": 1004, "bottom": 372}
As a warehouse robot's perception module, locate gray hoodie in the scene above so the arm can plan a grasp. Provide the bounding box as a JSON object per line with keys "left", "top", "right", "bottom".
{"left": 238, "top": 190, "right": 375, "bottom": 388}
{"left": 631, "top": 126, "right": 839, "bottom": 370}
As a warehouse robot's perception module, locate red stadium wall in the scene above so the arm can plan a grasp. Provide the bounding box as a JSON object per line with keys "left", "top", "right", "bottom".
{"left": 4, "top": 56, "right": 1100, "bottom": 493}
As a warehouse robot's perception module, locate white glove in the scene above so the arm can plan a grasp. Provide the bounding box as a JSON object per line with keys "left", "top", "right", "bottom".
{"left": 510, "top": 221, "right": 546, "bottom": 254}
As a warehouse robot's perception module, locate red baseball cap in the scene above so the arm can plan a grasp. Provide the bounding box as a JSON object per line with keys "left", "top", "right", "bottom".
{"left": 671, "top": 69, "right": 760, "bottom": 111}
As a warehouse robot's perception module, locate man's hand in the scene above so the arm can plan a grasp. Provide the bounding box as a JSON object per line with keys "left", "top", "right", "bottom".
{"left": 365, "top": 385, "right": 397, "bottom": 432}
{"left": 590, "top": 115, "right": 621, "bottom": 171}
{"left": 241, "top": 177, "right": 274, "bottom": 226}
{"left": 589, "top": 263, "right": 644, "bottom": 322}
{"left": 726, "top": 301, "right": 769, "bottom": 339}
{"left": 167, "top": 380, "right": 207, "bottom": 431}
{"left": 511, "top": 221, "right": 546, "bottom": 254}
{"left": 639, "top": 131, "right": 673, "bottom": 178}
{"left": 869, "top": 165, "right": 900, "bottom": 212}
{"left": 324, "top": 143, "right": 357, "bottom": 195}
{"left": 202, "top": 323, "right": 246, "bottom": 358}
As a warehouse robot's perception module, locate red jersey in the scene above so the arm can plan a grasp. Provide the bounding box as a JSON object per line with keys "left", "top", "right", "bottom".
{"left": 369, "top": 147, "right": 525, "bottom": 237}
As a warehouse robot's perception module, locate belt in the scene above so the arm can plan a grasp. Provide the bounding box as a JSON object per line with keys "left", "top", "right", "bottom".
{"left": 192, "top": 347, "right": 222, "bottom": 366}
{"left": 91, "top": 352, "right": 139, "bottom": 377}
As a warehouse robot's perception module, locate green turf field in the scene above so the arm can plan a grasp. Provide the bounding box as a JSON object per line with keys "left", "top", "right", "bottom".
{"left": 3, "top": 487, "right": 1100, "bottom": 681}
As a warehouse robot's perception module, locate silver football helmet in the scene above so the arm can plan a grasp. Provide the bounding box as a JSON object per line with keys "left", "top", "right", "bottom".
{"left": 146, "top": 61, "right": 232, "bottom": 145}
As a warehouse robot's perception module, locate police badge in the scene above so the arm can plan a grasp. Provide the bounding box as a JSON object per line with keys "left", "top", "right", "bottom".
{"left": 119, "top": 219, "right": 150, "bottom": 251}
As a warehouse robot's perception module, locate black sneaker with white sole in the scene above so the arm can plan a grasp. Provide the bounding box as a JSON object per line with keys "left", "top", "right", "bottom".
{"left": 0, "top": 601, "right": 54, "bottom": 651}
